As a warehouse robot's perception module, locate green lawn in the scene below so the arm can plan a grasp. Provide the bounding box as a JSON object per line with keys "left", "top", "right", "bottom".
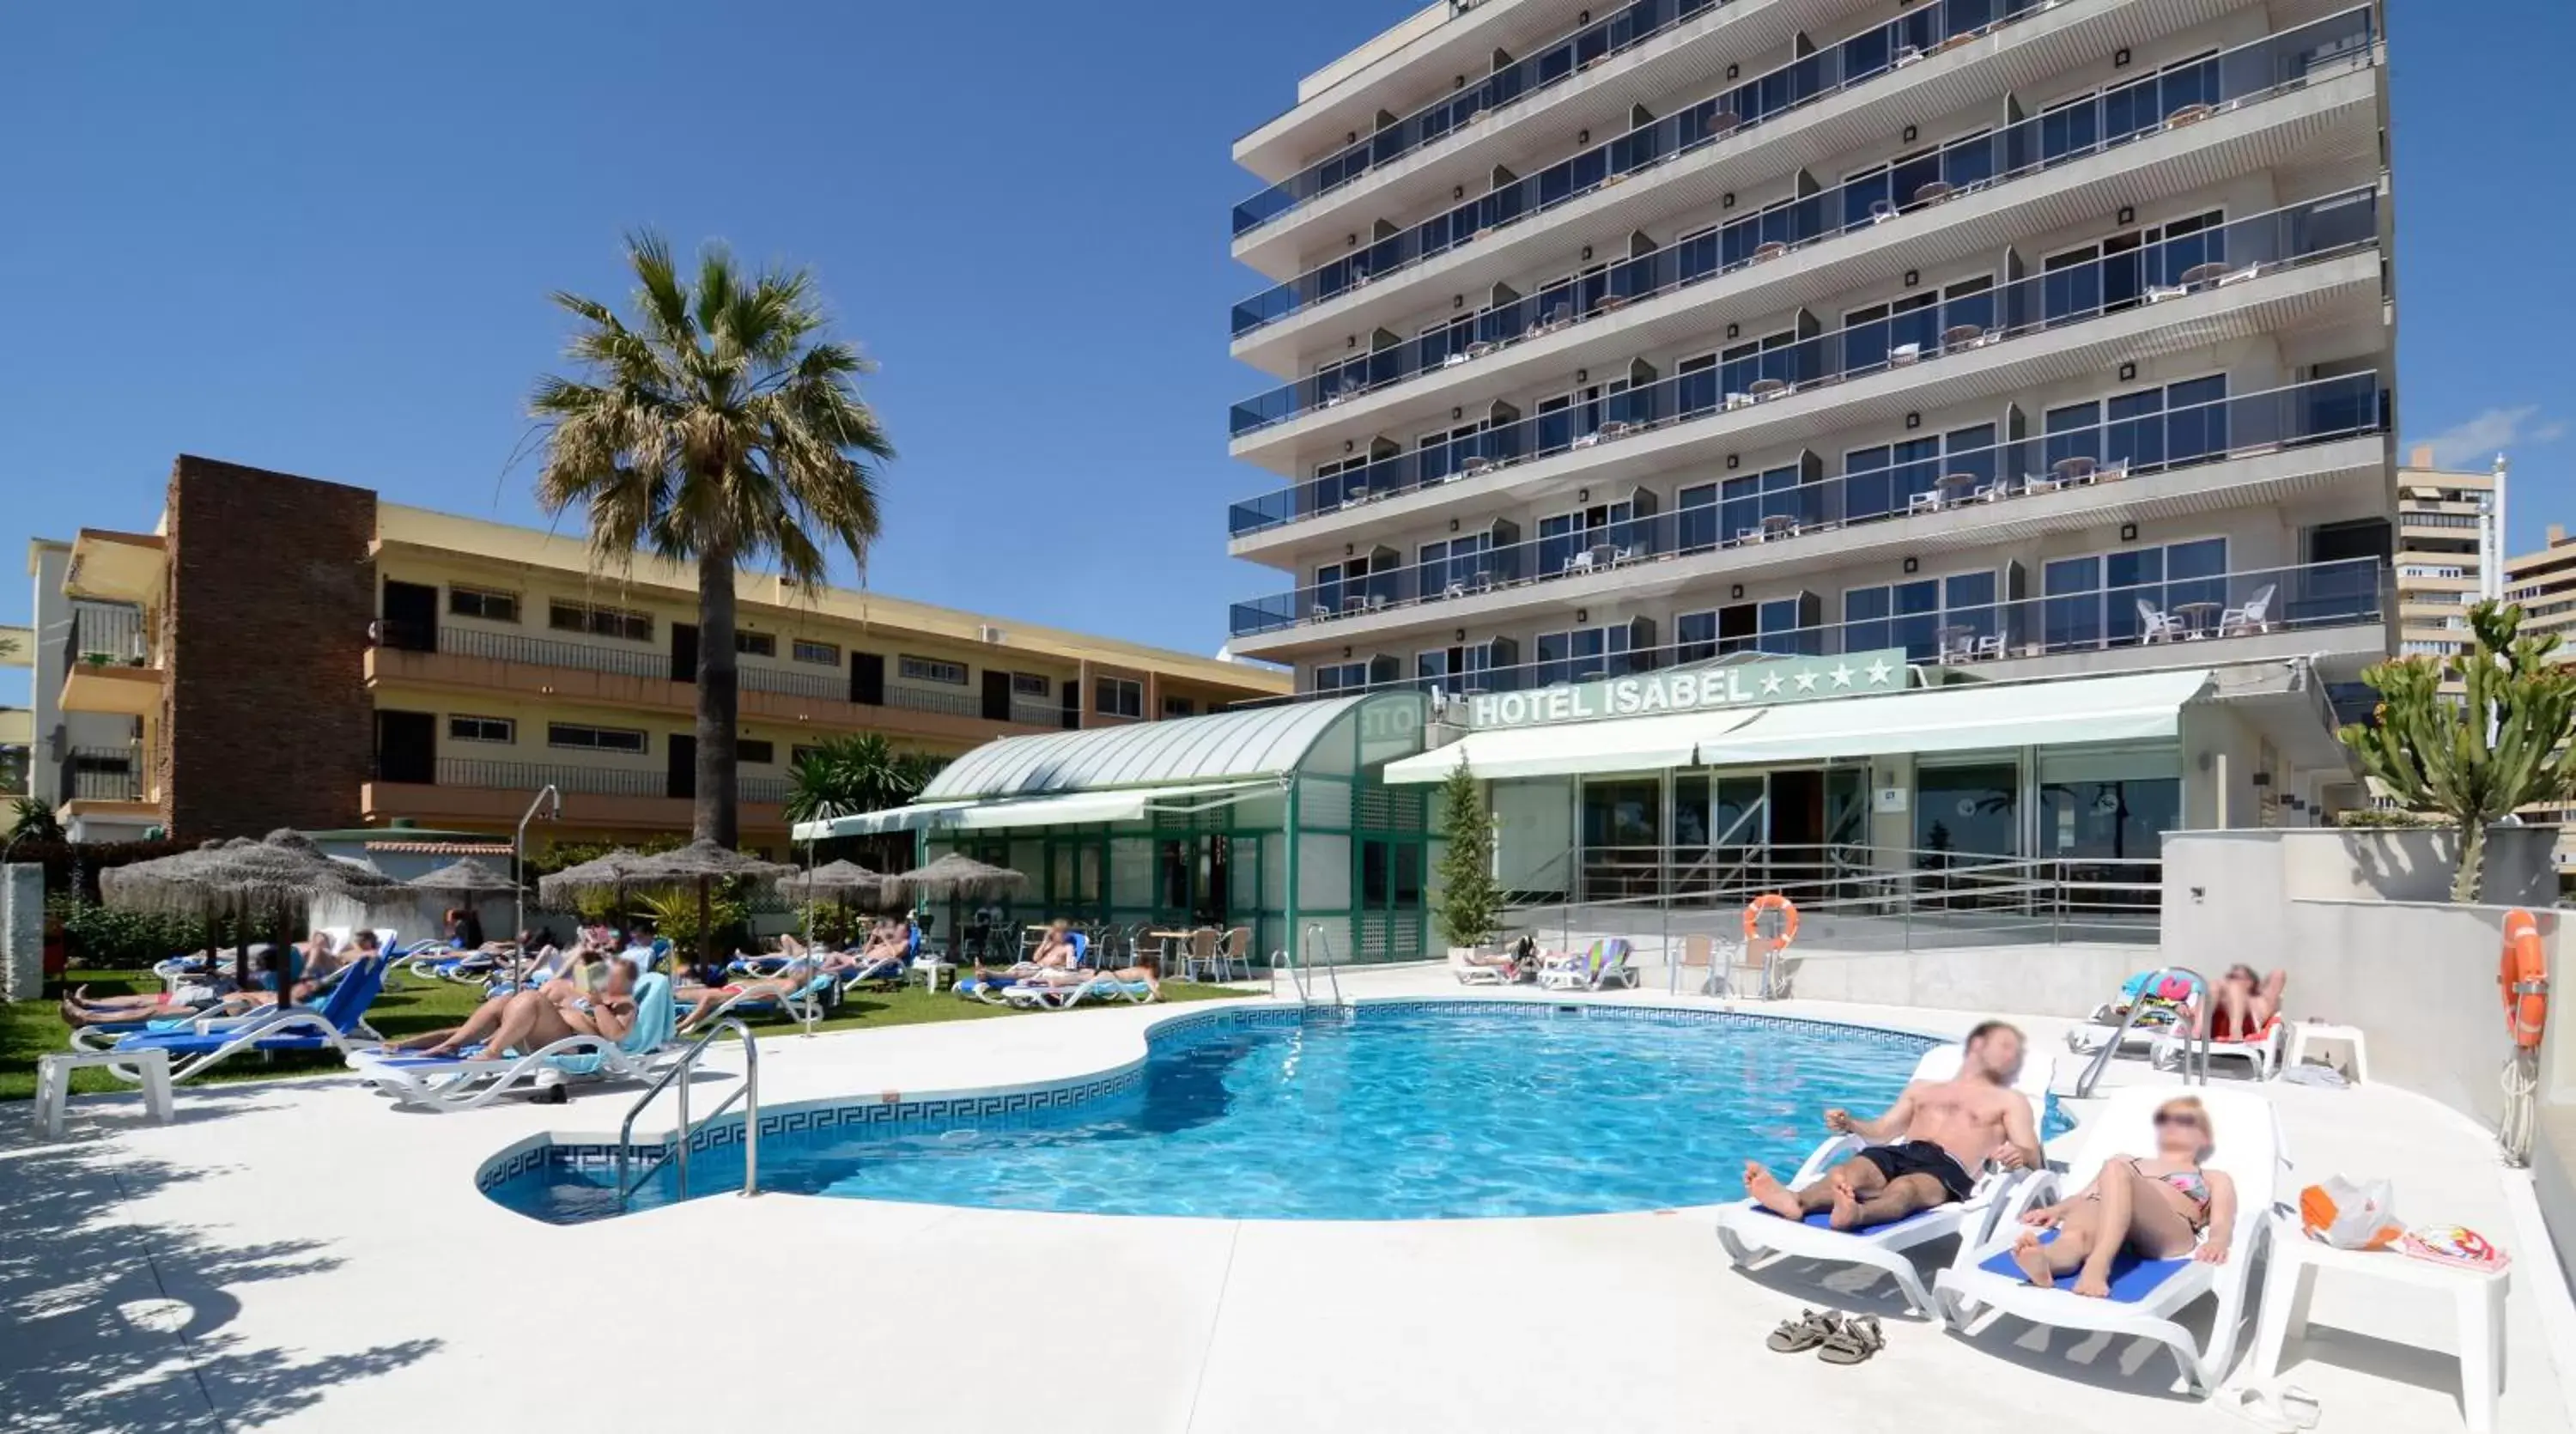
{"left": 3, "top": 967, "right": 1254, "bottom": 1102}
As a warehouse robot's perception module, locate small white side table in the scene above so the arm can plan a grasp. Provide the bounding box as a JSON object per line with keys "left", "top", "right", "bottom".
{"left": 33, "top": 1047, "right": 176, "bottom": 1139}
{"left": 2284, "top": 1021, "right": 2371, "bottom": 1082}
{"left": 2248, "top": 1214, "right": 2508, "bottom": 1432}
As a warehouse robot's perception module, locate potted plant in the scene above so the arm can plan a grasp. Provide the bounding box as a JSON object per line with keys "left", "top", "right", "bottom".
{"left": 82, "top": 650, "right": 112, "bottom": 667}
{"left": 1434, "top": 755, "right": 1504, "bottom": 959}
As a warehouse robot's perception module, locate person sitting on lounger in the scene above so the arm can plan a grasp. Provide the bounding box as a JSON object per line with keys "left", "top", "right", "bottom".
{"left": 965, "top": 919, "right": 1075, "bottom": 986}
{"left": 389, "top": 958, "right": 637, "bottom": 1059}
{"left": 1004, "top": 961, "right": 1163, "bottom": 1000}
{"left": 1742, "top": 1020, "right": 2041, "bottom": 1230}
{"left": 2190, "top": 964, "right": 2285, "bottom": 1043}
{"left": 60, "top": 931, "right": 357, "bottom": 1028}
{"left": 671, "top": 956, "right": 840, "bottom": 1031}
{"left": 2008, "top": 1095, "right": 2236, "bottom": 1297}
{"left": 857, "top": 918, "right": 909, "bottom": 965}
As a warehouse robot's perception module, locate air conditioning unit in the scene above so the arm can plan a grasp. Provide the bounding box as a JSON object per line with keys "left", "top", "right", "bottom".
{"left": 979, "top": 624, "right": 1005, "bottom": 645}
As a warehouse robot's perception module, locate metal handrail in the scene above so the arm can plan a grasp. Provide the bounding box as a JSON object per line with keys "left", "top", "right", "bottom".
{"left": 2074, "top": 965, "right": 2210, "bottom": 1097}
{"left": 616, "top": 1018, "right": 761, "bottom": 1204}
{"left": 1299, "top": 923, "right": 1345, "bottom": 1006}
{"left": 1268, "top": 948, "right": 1302, "bottom": 1005}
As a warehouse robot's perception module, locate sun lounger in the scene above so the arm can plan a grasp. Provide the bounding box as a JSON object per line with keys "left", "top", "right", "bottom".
{"left": 1933, "top": 1086, "right": 2284, "bottom": 1395}
{"left": 1714, "top": 1043, "right": 2051, "bottom": 1315}
{"left": 958, "top": 933, "right": 1091, "bottom": 1003}
{"left": 345, "top": 972, "right": 683, "bottom": 1112}
{"left": 74, "top": 954, "right": 393, "bottom": 1085}
{"left": 1449, "top": 946, "right": 1510, "bottom": 985}
{"left": 1536, "top": 938, "right": 1637, "bottom": 992}
{"left": 1000, "top": 969, "right": 1158, "bottom": 1009}
{"left": 2153, "top": 1015, "right": 2285, "bottom": 1080}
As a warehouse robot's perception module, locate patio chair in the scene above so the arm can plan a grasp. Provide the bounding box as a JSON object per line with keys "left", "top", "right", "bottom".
{"left": 1935, "top": 1087, "right": 2286, "bottom": 1396}
{"left": 2136, "top": 599, "right": 2186, "bottom": 645}
{"left": 345, "top": 972, "right": 685, "bottom": 1112}
{"left": 2221, "top": 584, "right": 2276, "bottom": 635}
{"left": 1537, "top": 938, "right": 1638, "bottom": 992}
{"left": 1715, "top": 1042, "right": 2051, "bottom": 1316}
{"left": 2152, "top": 1012, "right": 2287, "bottom": 1081}
{"left": 1908, "top": 490, "right": 1942, "bottom": 515}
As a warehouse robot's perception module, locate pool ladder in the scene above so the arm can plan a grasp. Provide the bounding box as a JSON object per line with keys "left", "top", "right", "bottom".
{"left": 615, "top": 1018, "right": 762, "bottom": 1205}
{"left": 2072, "top": 964, "right": 2210, "bottom": 1098}
{"left": 1269, "top": 923, "right": 1346, "bottom": 1009}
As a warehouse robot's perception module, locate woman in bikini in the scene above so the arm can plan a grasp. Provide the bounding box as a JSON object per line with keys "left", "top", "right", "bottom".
{"left": 2009, "top": 1095, "right": 2237, "bottom": 1297}
{"left": 2195, "top": 963, "right": 2286, "bottom": 1042}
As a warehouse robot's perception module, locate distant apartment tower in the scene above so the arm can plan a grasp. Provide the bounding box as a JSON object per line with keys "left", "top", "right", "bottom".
{"left": 2507, "top": 524, "right": 2576, "bottom": 649}
{"left": 1218, "top": 0, "right": 2397, "bottom": 874}
{"left": 2394, "top": 444, "right": 2500, "bottom": 678}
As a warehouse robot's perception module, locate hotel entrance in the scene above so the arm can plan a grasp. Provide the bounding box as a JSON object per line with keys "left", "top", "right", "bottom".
{"left": 1574, "top": 765, "right": 1868, "bottom": 902}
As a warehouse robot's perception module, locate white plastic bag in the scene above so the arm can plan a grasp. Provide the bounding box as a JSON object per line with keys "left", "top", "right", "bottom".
{"left": 2299, "top": 1176, "right": 2401, "bottom": 1250}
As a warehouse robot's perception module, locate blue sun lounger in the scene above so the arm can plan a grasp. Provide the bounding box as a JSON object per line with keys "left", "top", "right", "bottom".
{"left": 347, "top": 973, "right": 683, "bottom": 1111}
{"left": 75, "top": 954, "right": 393, "bottom": 1085}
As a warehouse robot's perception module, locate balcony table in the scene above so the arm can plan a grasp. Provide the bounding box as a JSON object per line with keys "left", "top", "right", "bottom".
{"left": 2172, "top": 600, "right": 2225, "bottom": 638}
{"left": 1935, "top": 471, "right": 1982, "bottom": 503}
{"left": 2050, "top": 456, "right": 2099, "bottom": 485}
{"left": 2180, "top": 261, "right": 2233, "bottom": 289}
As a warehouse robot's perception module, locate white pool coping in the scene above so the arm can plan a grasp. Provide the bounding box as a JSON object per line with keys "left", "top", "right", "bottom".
{"left": 2, "top": 967, "right": 2567, "bottom": 1434}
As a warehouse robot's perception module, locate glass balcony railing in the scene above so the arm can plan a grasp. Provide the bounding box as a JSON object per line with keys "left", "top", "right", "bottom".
{"left": 1230, "top": 0, "right": 2068, "bottom": 338}
{"left": 1266, "top": 557, "right": 2388, "bottom": 700}
{"left": 1227, "top": 9, "right": 2376, "bottom": 429}
{"left": 1232, "top": 0, "right": 1732, "bottom": 237}
{"left": 1227, "top": 374, "right": 2384, "bottom": 637}
{"left": 1226, "top": 191, "right": 2381, "bottom": 538}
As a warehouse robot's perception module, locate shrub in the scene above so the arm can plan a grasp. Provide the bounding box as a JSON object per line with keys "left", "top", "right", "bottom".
{"left": 48, "top": 895, "right": 210, "bottom": 969}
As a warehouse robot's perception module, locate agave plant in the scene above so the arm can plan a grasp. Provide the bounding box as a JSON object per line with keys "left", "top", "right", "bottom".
{"left": 2337, "top": 600, "right": 2576, "bottom": 902}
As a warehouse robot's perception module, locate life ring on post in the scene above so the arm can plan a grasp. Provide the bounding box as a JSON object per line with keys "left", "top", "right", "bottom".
{"left": 2500, "top": 908, "right": 2549, "bottom": 1050}
{"left": 1743, "top": 893, "right": 1800, "bottom": 948}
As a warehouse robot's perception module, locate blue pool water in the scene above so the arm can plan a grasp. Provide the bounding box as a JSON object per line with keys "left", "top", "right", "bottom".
{"left": 489, "top": 1005, "right": 2042, "bottom": 1224}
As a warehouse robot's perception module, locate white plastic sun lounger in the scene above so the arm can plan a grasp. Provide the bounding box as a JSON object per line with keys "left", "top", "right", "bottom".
{"left": 1933, "top": 1085, "right": 2285, "bottom": 1395}
{"left": 1714, "top": 1042, "right": 2051, "bottom": 1315}
{"left": 346, "top": 974, "right": 683, "bottom": 1111}
{"left": 2153, "top": 1016, "right": 2285, "bottom": 1081}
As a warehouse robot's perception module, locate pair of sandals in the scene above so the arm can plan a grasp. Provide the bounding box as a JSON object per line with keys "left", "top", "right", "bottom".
{"left": 1765, "top": 1308, "right": 1884, "bottom": 1365}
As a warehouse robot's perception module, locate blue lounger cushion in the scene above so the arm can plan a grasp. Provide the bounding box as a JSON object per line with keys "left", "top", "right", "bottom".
{"left": 1752, "top": 1201, "right": 1954, "bottom": 1237}
{"left": 1976, "top": 1230, "right": 2190, "bottom": 1303}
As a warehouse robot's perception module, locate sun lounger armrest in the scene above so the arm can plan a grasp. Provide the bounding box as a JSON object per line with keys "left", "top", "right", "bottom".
{"left": 1787, "top": 1133, "right": 1866, "bottom": 1188}
{"left": 1986, "top": 1168, "right": 2061, "bottom": 1228}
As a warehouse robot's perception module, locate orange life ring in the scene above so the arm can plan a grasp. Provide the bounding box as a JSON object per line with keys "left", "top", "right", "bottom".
{"left": 1743, "top": 893, "right": 1800, "bottom": 947}
{"left": 2500, "top": 908, "right": 2549, "bottom": 1051}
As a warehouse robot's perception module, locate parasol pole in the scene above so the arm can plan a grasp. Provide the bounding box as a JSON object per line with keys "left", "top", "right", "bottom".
{"left": 513, "top": 785, "right": 561, "bottom": 987}
{"left": 800, "top": 835, "right": 819, "bottom": 1037}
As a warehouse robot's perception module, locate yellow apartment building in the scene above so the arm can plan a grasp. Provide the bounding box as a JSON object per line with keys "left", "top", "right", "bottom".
{"left": 16, "top": 456, "right": 1285, "bottom": 850}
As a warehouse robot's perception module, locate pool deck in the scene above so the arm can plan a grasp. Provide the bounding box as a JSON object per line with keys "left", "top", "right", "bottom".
{"left": 3, "top": 966, "right": 2569, "bottom": 1434}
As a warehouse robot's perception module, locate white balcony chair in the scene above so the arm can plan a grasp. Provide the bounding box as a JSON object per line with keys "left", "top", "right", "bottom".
{"left": 2221, "top": 583, "right": 2276, "bottom": 635}
{"left": 1563, "top": 551, "right": 1595, "bottom": 577}
{"left": 1908, "top": 490, "right": 1943, "bottom": 515}
{"left": 2137, "top": 599, "right": 2186, "bottom": 645}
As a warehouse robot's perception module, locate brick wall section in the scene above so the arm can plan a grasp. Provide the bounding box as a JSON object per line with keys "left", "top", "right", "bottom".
{"left": 161, "top": 456, "right": 377, "bottom": 839}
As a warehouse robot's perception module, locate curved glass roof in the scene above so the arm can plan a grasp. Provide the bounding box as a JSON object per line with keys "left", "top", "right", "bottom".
{"left": 920, "top": 695, "right": 1376, "bottom": 800}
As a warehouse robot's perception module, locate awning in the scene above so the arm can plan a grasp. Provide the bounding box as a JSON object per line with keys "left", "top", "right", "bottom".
{"left": 1694, "top": 668, "right": 2212, "bottom": 766}
{"left": 792, "top": 779, "right": 1281, "bottom": 840}
{"left": 1387, "top": 669, "right": 2211, "bottom": 782}
{"left": 1382, "top": 710, "right": 1764, "bottom": 784}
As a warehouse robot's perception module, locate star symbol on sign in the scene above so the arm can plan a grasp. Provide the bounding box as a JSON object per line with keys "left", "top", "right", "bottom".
{"left": 1830, "top": 663, "right": 1855, "bottom": 688}
{"left": 1793, "top": 671, "right": 1820, "bottom": 692}
{"left": 1760, "top": 672, "right": 1785, "bottom": 696}
{"left": 1864, "top": 658, "right": 1895, "bottom": 686}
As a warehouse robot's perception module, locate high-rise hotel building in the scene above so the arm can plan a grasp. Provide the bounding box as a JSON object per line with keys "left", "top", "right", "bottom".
{"left": 1218, "top": 0, "right": 2397, "bottom": 884}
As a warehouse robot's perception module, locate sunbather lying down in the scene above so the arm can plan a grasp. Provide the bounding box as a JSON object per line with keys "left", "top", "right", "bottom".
{"left": 1004, "top": 963, "right": 1163, "bottom": 998}
{"left": 60, "top": 932, "right": 363, "bottom": 1028}
{"left": 2009, "top": 1095, "right": 2236, "bottom": 1297}
{"left": 387, "top": 958, "right": 637, "bottom": 1059}
{"left": 671, "top": 951, "right": 871, "bottom": 1030}
{"left": 1742, "top": 1020, "right": 2041, "bottom": 1230}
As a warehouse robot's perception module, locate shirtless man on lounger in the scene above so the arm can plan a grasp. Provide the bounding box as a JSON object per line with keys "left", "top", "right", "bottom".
{"left": 1742, "top": 1020, "right": 2042, "bottom": 1230}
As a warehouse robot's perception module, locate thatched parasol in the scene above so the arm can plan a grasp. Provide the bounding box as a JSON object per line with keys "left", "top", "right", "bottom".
{"left": 408, "top": 855, "right": 521, "bottom": 895}
{"left": 101, "top": 829, "right": 411, "bottom": 987}
{"left": 888, "top": 852, "right": 1027, "bottom": 960}
{"left": 778, "top": 859, "right": 885, "bottom": 906}
{"left": 540, "top": 840, "right": 793, "bottom": 970}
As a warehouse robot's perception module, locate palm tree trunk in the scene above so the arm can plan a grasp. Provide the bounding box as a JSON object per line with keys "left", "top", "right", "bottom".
{"left": 2452, "top": 817, "right": 2486, "bottom": 904}
{"left": 695, "top": 542, "right": 739, "bottom": 848}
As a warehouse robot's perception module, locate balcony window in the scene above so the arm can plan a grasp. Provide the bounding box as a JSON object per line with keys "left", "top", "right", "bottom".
{"left": 1844, "top": 571, "right": 1999, "bottom": 664}
{"left": 2042, "top": 210, "right": 2222, "bottom": 325}
{"left": 1096, "top": 677, "right": 1143, "bottom": 718}
{"left": 2043, "top": 538, "right": 2229, "bottom": 650}
{"left": 1535, "top": 623, "right": 1646, "bottom": 687}
{"left": 2044, "top": 374, "right": 2230, "bottom": 476}
{"left": 1310, "top": 662, "right": 1369, "bottom": 695}
{"left": 792, "top": 638, "right": 840, "bottom": 666}
{"left": 447, "top": 586, "right": 519, "bottom": 623}
{"left": 736, "top": 631, "right": 776, "bottom": 658}
{"left": 737, "top": 739, "right": 775, "bottom": 765}
{"left": 447, "top": 714, "right": 514, "bottom": 744}
{"left": 546, "top": 722, "right": 647, "bottom": 755}
{"left": 548, "top": 600, "right": 653, "bottom": 643}
{"left": 1418, "top": 532, "right": 1497, "bottom": 599}
{"left": 1010, "top": 671, "right": 1051, "bottom": 697}
{"left": 1162, "top": 696, "right": 1196, "bottom": 719}
{"left": 1417, "top": 641, "right": 1500, "bottom": 693}
{"left": 899, "top": 655, "right": 968, "bottom": 686}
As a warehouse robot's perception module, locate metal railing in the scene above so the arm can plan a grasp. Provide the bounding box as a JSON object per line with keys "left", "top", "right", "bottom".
{"left": 66, "top": 747, "right": 143, "bottom": 802}
{"left": 2074, "top": 964, "right": 2210, "bottom": 1096}
{"left": 1273, "top": 922, "right": 1346, "bottom": 1006}
{"left": 1226, "top": 182, "right": 2381, "bottom": 525}
{"left": 68, "top": 600, "right": 149, "bottom": 666}
{"left": 1232, "top": 377, "right": 2382, "bottom": 633}
{"left": 431, "top": 624, "right": 668, "bottom": 680}
{"left": 415, "top": 757, "right": 791, "bottom": 806}
{"left": 617, "top": 1018, "right": 761, "bottom": 1204}
{"left": 1230, "top": 0, "right": 2065, "bottom": 304}
{"left": 882, "top": 684, "right": 980, "bottom": 719}
{"left": 1230, "top": 7, "right": 2373, "bottom": 364}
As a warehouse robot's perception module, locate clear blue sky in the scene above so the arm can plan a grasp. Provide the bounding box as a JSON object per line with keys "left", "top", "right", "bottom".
{"left": 2, "top": 0, "right": 2567, "bottom": 713}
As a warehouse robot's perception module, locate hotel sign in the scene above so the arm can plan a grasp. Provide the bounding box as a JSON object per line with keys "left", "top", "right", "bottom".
{"left": 1465, "top": 650, "right": 1911, "bottom": 730}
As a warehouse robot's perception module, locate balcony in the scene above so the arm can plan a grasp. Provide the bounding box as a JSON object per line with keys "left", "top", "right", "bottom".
{"left": 65, "top": 746, "right": 145, "bottom": 803}
{"left": 1228, "top": 9, "right": 2378, "bottom": 426}
{"left": 65, "top": 528, "right": 166, "bottom": 605}
{"left": 1273, "top": 557, "right": 2388, "bottom": 700}
{"left": 1234, "top": 0, "right": 1793, "bottom": 240}
{"left": 59, "top": 600, "right": 162, "bottom": 717}
{"left": 362, "top": 757, "right": 792, "bottom": 835}
{"left": 1229, "top": 374, "right": 2383, "bottom": 645}
{"left": 1227, "top": 191, "right": 2383, "bottom": 546}
{"left": 367, "top": 624, "right": 1075, "bottom": 738}
{"left": 1233, "top": 0, "right": 2079, "bottom": 339}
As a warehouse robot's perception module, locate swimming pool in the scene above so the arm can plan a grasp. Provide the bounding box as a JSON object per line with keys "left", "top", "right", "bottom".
{"left": 485, "top": 1003, "right": 2030, "bottom": 1224}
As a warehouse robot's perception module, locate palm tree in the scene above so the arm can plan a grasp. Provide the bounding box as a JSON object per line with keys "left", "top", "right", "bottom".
{"left": 532, "top": 233, "right": 894, "bottom": 845}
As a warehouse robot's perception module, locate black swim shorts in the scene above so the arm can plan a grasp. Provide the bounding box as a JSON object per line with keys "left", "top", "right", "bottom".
{"left": 1856, "top": 1140, "right": 1976, "bottom": 1204}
